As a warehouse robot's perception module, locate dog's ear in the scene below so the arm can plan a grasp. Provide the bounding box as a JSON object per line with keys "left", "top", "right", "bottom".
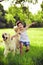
{"left": 13, "top": 26, "right": 17, "bottom": 30}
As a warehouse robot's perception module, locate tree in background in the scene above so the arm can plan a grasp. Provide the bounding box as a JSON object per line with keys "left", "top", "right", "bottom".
{"left": 5, "top": 4, "right": 32, "bottom": 26}
{"left": 41, "top": 1, "right": 43, "bottom": 11}
{"left": 15, "top": 0, "right": 38, "bottom": 4}
{"left": 0, "top": 0, "right": 43, "bottom": 28}
{"left": 4, "top": 0, "right": 40, "bottom": 26}
{"left": 0, "top": 4, "right": 7, "bottom": 28}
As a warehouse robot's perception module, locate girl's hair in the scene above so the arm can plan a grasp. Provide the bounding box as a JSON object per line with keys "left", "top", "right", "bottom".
{"left": 16, "top": 20, "right": 22, "bottom": 25}
{"left": 16, "top": 20, "right": 26, "bottom": 27}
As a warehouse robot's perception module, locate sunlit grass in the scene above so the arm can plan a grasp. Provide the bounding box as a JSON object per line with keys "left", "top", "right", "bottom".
{"left": 0, "top": 28, "right": 43, "bottom": 45}
{"left": 27, "top": 28, "right": 43, "bottom": 47}
{"left": 0, "top": 28, "right": 43, "bottom": 65}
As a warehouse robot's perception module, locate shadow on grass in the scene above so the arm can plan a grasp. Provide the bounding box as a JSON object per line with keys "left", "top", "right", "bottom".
{"left": 0, "top": 45, "right": 43, "bottom": 65}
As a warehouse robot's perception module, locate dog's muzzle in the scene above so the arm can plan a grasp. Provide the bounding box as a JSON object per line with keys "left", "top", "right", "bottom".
{"left": 2, "top": 34, "right": 8, "bottom": 41}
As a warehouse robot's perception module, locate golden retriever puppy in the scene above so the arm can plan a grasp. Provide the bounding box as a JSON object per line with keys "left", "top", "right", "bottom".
{"left": 2, "top": 33, "right": 19, "bottom": 57}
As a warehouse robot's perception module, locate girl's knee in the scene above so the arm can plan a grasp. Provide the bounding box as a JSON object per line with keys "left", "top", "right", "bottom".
{"left": 20, "top": 43, "right": 23, "bottom": 49}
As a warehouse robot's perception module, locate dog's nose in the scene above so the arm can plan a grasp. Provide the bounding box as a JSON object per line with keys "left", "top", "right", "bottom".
{"left": 6, "top": 37, "right": 7, "bottom": 39}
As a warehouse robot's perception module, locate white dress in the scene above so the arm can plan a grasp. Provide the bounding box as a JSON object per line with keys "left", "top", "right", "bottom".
{"left": 20, "top": 31, "right": 30, "bottom": 42}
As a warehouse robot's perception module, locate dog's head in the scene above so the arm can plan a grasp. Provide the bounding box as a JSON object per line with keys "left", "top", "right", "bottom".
{"left": 2, "top": 33, "right": 10, "bottom": 41}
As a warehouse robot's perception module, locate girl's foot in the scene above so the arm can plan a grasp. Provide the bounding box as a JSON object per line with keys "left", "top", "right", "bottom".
{"left": 25, "top": 49, "right": 29, "bottom": 52}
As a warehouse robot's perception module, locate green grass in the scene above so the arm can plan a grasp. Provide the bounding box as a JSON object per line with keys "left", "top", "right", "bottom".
{"left": 0, "top": 28, "right": 43, "bottom": 65}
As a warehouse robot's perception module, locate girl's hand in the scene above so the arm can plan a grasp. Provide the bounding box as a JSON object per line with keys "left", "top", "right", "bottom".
{"left": 11, "top": 35, "right": 15, "bottom": 40}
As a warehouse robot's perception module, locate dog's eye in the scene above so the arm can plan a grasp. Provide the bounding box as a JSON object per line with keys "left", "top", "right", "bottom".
{"left": 5, "top": 33, "right": 7, "bottom": 35}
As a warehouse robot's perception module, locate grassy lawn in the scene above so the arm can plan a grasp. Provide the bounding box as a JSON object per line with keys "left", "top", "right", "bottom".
{"left": 0, "top": 28, "right": 43, "bottom": 65}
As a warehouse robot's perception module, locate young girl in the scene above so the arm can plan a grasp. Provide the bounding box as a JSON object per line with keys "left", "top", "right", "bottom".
{"left": 16, "top": 21, "right": 35, "bottom": 55}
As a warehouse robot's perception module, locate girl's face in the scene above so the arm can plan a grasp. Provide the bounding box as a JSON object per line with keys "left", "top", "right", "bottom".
{"left": 18, "top": 23, "right": 24, "bottom": 30}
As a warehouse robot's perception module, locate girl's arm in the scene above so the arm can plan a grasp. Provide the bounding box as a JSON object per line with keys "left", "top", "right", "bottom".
{"left": 11, "top": 31, "right": 21, "bottom": 40}
{"left": 11, "top": 35, "right": 17, "bottom": 40}
{"left": 25, "top": 22, "right": 36, "bottom": 30}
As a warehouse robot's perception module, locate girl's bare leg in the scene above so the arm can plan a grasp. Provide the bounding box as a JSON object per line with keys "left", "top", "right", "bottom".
{"left": 20, "top": 43, "right": 23, "bottom": 55}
